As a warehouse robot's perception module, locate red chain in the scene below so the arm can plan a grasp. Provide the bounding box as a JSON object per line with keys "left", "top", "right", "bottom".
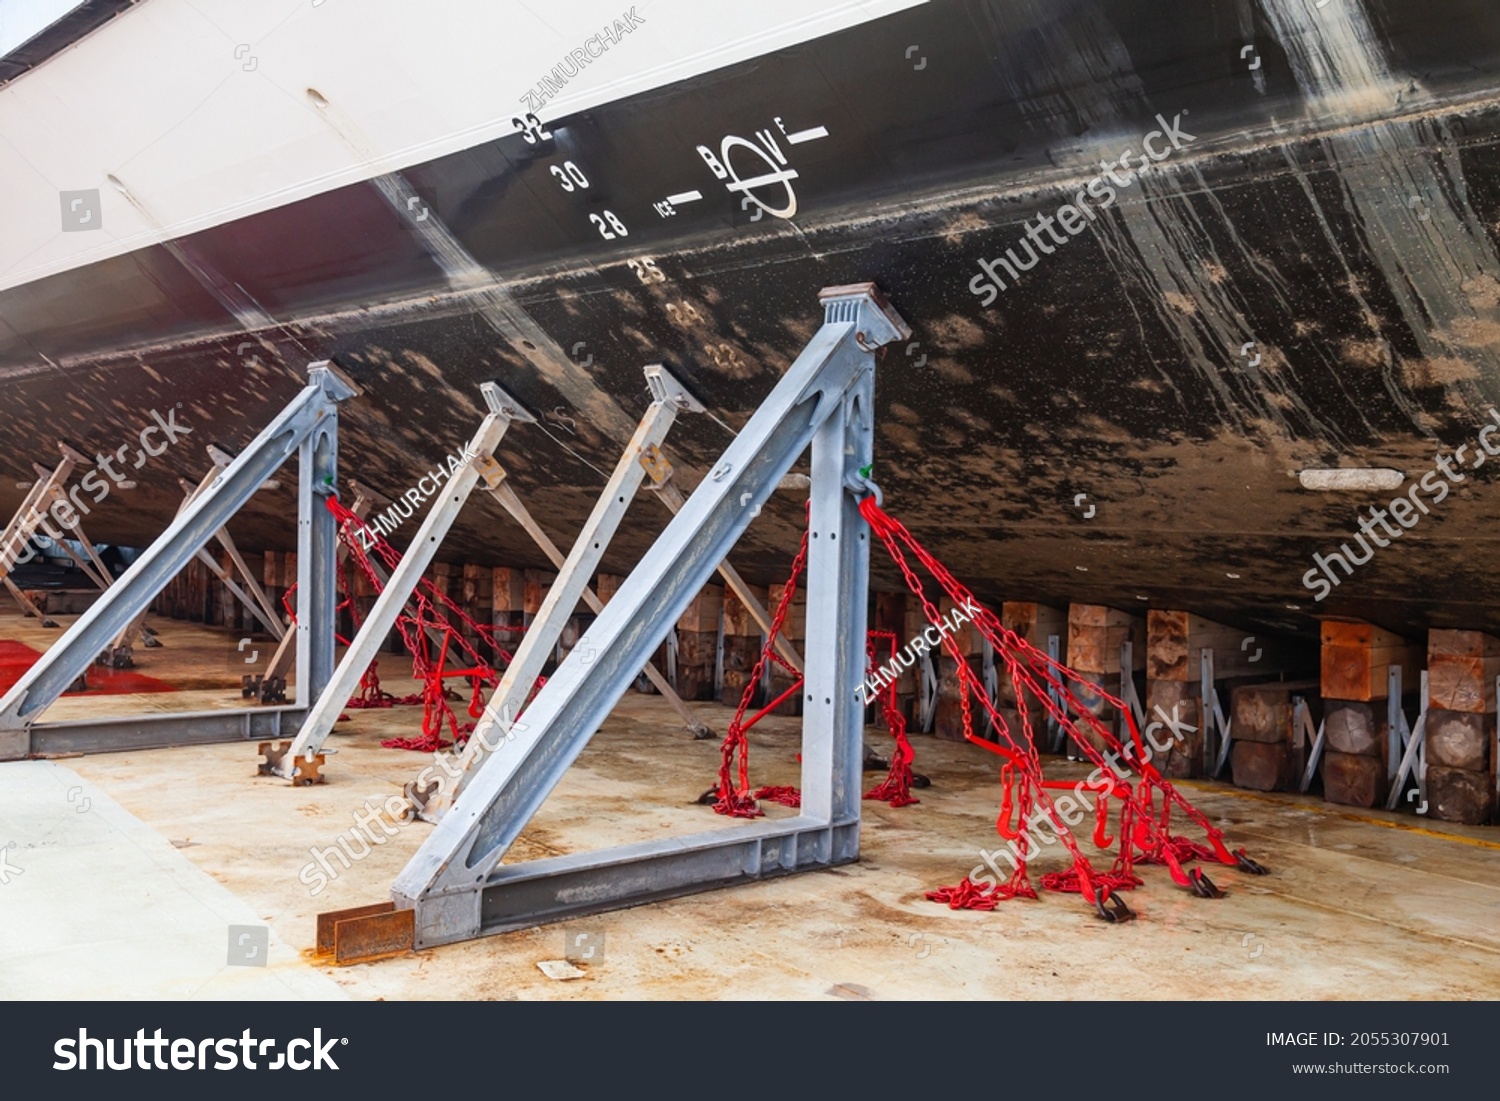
{"left": 857, "top": 496, "right": 1262, "bottom": 915}
{"left": 710, "top": 522, "right": 810, "bottom": 818}
{"left": 863, "top": 630, "right": 918, "bottom": 807}
{"left": 300, "top": 496, "right": 528, "bottom": 752}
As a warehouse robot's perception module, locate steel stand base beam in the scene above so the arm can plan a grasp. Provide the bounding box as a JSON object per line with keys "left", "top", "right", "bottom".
{"left": 30, "top": 706, "right": 308, "bottom": 757}
{"left": 0, "top": 362, "right": 356, "bottom": 761}
{"left": 478, "top": 817, "right": 857, "bottom": 935}
{"left": 390, "top": 283, "right": 907, "bottom": 949}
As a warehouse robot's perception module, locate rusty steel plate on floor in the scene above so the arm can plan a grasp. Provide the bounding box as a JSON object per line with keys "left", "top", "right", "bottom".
{"left": 334, "top": 908, "right": 414, "bottom": 965}
{"left": 315, "top": 901, "right": 395, "bottom": 957}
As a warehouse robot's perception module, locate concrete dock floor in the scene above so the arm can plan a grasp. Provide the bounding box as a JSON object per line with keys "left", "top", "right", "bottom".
{"left": 3, "top": 609, "right": 1499, "bottom": 1000}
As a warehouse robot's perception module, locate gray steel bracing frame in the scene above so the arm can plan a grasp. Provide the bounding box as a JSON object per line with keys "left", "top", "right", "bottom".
{"left": 280, "top": 372, "right": 716, "bottom": 785}
{"left": 0, "top": 363, "right": 356, "bottom": 761}
{"left": 0, "top": 443, "right": 96, "bottom": 626}
{"left": 390, "top": 284, "right": 909, "bottom": 948}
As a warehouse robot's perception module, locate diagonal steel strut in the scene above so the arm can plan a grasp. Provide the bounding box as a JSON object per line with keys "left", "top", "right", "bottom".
{"left": 273, "top": 381, "right": 535, "bottom": 776}
{"left": 421, "top": 365, "right": 708, "bottom": 817}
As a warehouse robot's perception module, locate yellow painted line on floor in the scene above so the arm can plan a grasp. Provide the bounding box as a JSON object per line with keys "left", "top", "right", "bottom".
{"left": 1172, "top": 780, "right": 1500, "bottom": 852}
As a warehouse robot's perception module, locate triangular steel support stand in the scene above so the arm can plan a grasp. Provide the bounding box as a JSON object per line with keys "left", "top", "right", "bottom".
{"left": 387, "top": 284, "right": 909, "bottom": 949}
{"left": 0, "top": 363, "right": 357, "bottom": 760}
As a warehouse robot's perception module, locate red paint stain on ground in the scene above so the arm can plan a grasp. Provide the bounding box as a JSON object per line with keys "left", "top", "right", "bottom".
{"left": 0, "top": 640, "right": 176, "bottom": 696}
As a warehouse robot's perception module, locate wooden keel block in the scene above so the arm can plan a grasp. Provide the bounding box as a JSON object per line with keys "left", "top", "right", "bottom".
{"left": 1426, "top": 766, "right": 1496, "bottom": 825}
{"left": 935, "top": 655, "right": 983, "bottom": 742}
{"left": 676, "top": 584, "right": 723, "bottom": 634}
{"left": 998, "top": 601, "right": 1066, "bottom": 705}
{"left": 1324, "top": 700, "right": 1385, "bottom": 758}
{"left": 1067, "top": 605, "right": 1143, "bottom": 676}
{"left": 595, "top": 573, "right": 624, "bottom": 606}
{"left": 937, "top": 596, "right": 983, "bottom": 657}
{"left": 1231, "top": 682, "right": 1297, "bottom": 745}
{"left": 1145, "top": 678, "right": 1199, "bottom": 720}
{"left": 1232, "top": 741, "right": 1292, "bottom": 792}
{"left": 522, "top": 569, "right": 555, "bottom": 616}
{"left": 1320, "top": 620, "right": 1422, "bottom": 702}
{"left": 1426, "top": 629, "right": 1500, "bottom": 713}
{"left": 719, "top": 636, "right": 763, "bottom": 708}
{"left": 990, "top": 705, "right": 1035, "bottom": 753}
{"left": 873, "top": 590, "right": 907, "bottom": 635}
{"left": 1322, "top": 749, "right": 1389, "bottom": 808}
{"left": 724, "top": 583, "right": 770, "bottom": 636}
{"left": 1146, "top": 610, "right": 1255, "bottom": 681}
{"left": 1143, "top": 678, "right": 1202, "bottom": 776}
{"left": 492, "top": 567, "right": 526, "bottom": 613}
{"left": 1162, "top": 726, "right": 1205, "bottom": 779}
{"left": 769, "top": 582, "right": 807, "bottom": 641}
{"left": 1067, "top": 674, "right": 1119, "bottom": 755}
{"left": 1425, "top": 709, "right": 1493, "bottom": 771}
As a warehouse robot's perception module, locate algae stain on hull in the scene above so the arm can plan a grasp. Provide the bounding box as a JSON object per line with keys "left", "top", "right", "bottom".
{"left": 1262, "top": 0, "right": 1500, "bottom": 421}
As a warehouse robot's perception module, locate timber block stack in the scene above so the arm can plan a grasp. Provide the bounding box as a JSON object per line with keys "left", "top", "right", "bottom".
{"left": 491, "top": 567, "right": 527, "bottom": 660}
{"left": 994, "top": 602, "right": 1066, "bottom": 754}
{"left": 266, "top": 551, "right": 293, "bottom": 630}
{"left": 426, "top": 562, "right": 453, "bottom": 634}
{"left": 1145, "top": 610, "right": 1309, "bottom": 779}
{"left": 896, "top": 603, "right": 930, "bottom": 730}
{"left": 1319, "top": 621, "right": 1422, "bottom": 808}
{"left": 675, "top": 584, "right": 722, "bottom": 701}
{"left": 351, "top": 561, "right": 380, "bottom": 650}
{"left": 595, "top": 573, "right": 623, "bottom": 605}
{"left": 721, "top": 583, "right": 770, "bottom": 708}
{"left": 1067, "top": 604, "right": 1144, "bottom": 755}
{"left": 522, "top": 569, "right": 553, "bottom": 620}
{"left": 461, "top": 564, "right": 490, "bottom": 660}
{"left": 768, "top": 580, "right": 806, "bottom": 716}
{"left": 1229, "top": 679, "right": 1320, "bottom": 791}
{"left": 214, "top": 546, "right": 237, "bottom": 630}
{"left": 1425, "top": 629, "right": 1498, "bottom": 824}
{"left": 934, "top": 596, "right": 985, "bottom": 742}
{"left": 1145, "top": 611, "right": 1209, "bottom": 777}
